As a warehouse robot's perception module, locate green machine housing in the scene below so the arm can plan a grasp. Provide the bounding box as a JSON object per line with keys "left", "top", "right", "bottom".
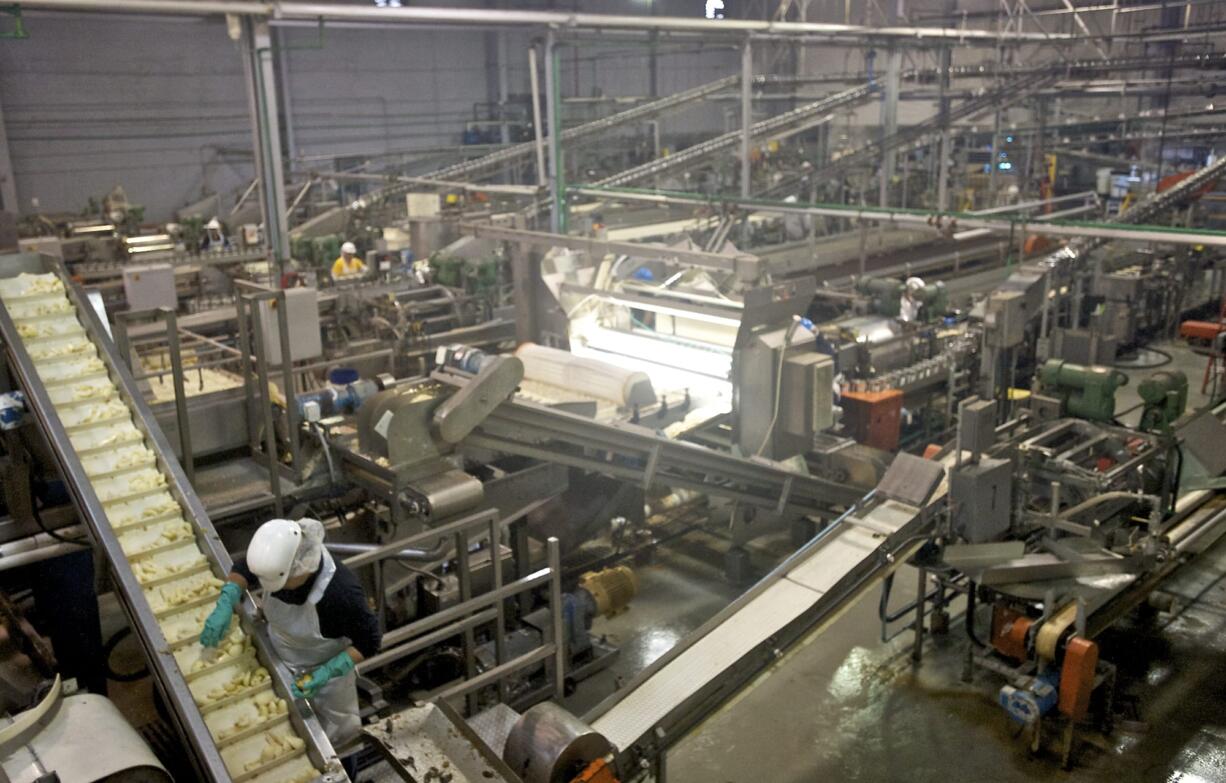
{"left": 1038, "top": 358, "right": 1128, "bottom": 423}
{"left": 1137, "top": 370, "right": 1188, "bottom": 434}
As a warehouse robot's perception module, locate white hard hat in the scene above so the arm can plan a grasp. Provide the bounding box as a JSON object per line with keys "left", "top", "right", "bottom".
{"left": 905, "top": 276, "right": 925, "bottom": 292}
{"left": 206, "top": 217, "right": 222, "bottom": 230}
{"left": 246, "top": 519, "right": 303, "bottom": 593}
{"left": 341, "top": 241, "right": 357, "bottom": 255}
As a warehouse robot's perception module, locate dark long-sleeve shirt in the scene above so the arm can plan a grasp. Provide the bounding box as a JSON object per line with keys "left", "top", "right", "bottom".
{"left": 232, "top": 556, "right": 381, "bottom": 658}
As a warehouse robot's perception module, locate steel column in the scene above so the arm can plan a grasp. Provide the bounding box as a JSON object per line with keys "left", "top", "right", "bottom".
{"left": 879, "top": 0, "right": 903, "bottom": 207}
{"left": 741, "top": 39, "right": 753, "bottom": 200}
{"left": 528, "top": 46, "right": 548, "bottom": 188}
{"left": 241, "top": 17, "right": 290, "bottom": 281}
{"left": 0, "top": 89, "right": 16, "bottom": 213}
{"left": 544, "top": 32, "right": 563, "bottom": 232}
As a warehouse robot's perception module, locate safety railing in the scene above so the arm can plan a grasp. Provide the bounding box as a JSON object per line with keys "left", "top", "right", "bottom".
{"left": 345, "top": 508, "right": 566, "bottom": 713}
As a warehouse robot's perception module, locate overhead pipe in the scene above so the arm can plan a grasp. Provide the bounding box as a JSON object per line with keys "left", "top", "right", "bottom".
{"left": 574, "top": 186, "right": 1226, "bottom": 247}
{"left": 17, "top": 0, "right": 1072, "bottom": 42}
{"left": 326, "top": 540, "right": 449, "bottom": 564}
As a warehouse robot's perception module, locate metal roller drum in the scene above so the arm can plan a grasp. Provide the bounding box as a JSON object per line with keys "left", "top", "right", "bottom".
{"left": 503, "top": 703, "right": 613, "bottom": 783}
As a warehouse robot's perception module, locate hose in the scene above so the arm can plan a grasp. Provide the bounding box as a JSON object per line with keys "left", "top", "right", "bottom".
{"left": 103, "top": 627, "right": 149, "bottom": 682}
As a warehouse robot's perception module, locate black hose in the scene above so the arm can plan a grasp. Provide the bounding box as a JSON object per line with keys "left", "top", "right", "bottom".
{"left": 103, "top": 627, "right": 149, "bottom": 682}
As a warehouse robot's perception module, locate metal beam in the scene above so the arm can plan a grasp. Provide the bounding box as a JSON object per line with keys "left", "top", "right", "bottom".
{"left": 451, "top": 221, "right": 763, "bottom": 279}
{"left": 15, "top": 1, "right": 1074, "bottom": 43}
{"left": 574, "top": 186, "right": 1226, "bottom": 248}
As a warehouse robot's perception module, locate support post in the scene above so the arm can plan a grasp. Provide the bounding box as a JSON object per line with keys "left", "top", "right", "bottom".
{"left": 509, "top": 215, "right": 539, "bottom": 344}
{"left": 544, "top": 31, "right": 564, "bottom": 233}
{"left": 0, "top": 88, "right": 16, "bottom": 213}
{"left": 741, "top": 38, "right": 753, "bottom": 200}
{"left": 935, "top": 0, "right": 955, "bottom": 212}
{"left": 548, "top": 536, "right": 566, "bottom": 699}
{"left": 274, "top": 28, "right": 298, "bottom": 165}
{"left": 241, "top": 17, "right": 289, "bottom": 283}
{"left": 529, "top": 46, "right": 548, "bottom": 189}
{"left": 879, "top": 0, "right": 903, "bottom": 207}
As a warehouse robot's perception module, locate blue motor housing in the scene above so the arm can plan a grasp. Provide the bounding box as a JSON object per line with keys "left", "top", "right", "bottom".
{"left": 296, "top": 378, "right": 380, "bottom": 421}
{"left": 999, "top": 671, "right": 1060, "bottom": 724}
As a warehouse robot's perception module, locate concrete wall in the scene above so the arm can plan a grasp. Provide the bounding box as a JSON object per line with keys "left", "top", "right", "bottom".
{"left": 0, "top": 14, "right": 253, "bottom": 222}
{"left": 0, "top": 2, "right": 741, "bottom": 221}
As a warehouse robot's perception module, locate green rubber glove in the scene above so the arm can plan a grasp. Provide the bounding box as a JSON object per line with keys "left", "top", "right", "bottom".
{"left": 200, "top": 581, "right": 241, "bottom": 647}
{"left": 291, "top": 650, "right": 356, "bottom": 699}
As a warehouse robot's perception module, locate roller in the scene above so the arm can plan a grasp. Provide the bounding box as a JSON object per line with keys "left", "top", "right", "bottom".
{"left": 516, "top": 343, "right": 657, "bottom": 408}
{"left": 503, "top": 703, "right": 614, "bottom": 783}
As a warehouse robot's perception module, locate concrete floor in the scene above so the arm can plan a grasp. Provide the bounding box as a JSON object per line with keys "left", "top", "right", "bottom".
{"left": 657, "top": 524, "right": 1226, "bottom": 783}
{"left": 562, "top": 541, "right": 746, "bottom": 718}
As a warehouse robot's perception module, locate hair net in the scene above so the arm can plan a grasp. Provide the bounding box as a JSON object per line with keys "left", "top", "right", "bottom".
{"left": 290, "top": 517, "right": 326, "bottom": 578}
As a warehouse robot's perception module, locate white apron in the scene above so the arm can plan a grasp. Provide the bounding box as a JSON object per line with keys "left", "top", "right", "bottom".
{"left": 263, "top": 550, "right": 360, "bottom": 749}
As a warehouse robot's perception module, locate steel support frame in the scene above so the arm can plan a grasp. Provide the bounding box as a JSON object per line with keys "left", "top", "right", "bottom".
{"left": 241, "top": 17, "right": 289, "bottom": 281}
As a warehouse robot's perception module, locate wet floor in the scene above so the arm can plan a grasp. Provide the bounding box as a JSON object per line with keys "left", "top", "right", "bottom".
{"left": 663, "top": 530, "right": 1226, "bottom": 783}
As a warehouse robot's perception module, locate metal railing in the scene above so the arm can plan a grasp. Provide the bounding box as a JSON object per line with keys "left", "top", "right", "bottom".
{"left": 113, "top": 307, "right": 195, "bottom": 484}
{"left": 348, "top": 509, "right": 566, "bottom": 712}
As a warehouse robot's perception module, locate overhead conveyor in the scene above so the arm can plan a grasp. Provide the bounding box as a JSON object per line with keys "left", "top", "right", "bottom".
{"left": 0, "top": 253, "right": 345, "bottom": 783}
{"left": 592, "top": 83, "right": 878, "bottom": 189}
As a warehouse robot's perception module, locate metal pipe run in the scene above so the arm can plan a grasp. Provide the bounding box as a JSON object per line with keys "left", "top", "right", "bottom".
{"left": 326, "top": 540, "right": 448, "bottom": 563}
{"left": 17, "top": 0, "right": 1073, "bottom": 42}
{"left": 573, "top": 186, "right": 1226, "bottom": 248}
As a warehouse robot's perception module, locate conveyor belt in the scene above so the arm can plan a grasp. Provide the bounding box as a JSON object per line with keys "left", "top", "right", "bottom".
{"left": 0, "top": 254, "right": 343, "bottom": 783}
{"left": 584, "top": 487, "right": 943, "bottom": 762}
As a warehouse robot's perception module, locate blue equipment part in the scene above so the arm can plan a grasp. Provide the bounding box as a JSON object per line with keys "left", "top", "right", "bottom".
{"left": 328, "top": 367, "right": 360, "bottom": 386}
{"left": 296, "top": 378, "right": 380, "bottom": 421}
{"left": 999, "top": 671, "right": 1060, "bottom": 723}
{"left": 0, "top": 390, "right": 26, "bottom": 430}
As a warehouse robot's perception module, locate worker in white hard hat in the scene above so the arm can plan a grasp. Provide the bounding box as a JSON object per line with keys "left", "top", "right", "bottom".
{"left": 199, "top": 518, "right": 380, "bottom": 751}
{"left": 201, "top": 217, "right": 227, "bottom": 252}
{"left": 899, "top": 276, "right": 926, "bottom": 323}
{"left": 331, "top": 241, "right": 366, "bottom": 280}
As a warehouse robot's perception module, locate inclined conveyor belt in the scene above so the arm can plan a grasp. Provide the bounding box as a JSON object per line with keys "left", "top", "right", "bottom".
{"left": 0, "top": 255, "right": 343, "bottom": 783}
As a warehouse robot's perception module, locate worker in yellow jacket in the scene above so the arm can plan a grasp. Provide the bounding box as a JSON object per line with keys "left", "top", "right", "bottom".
{"left": 331, "top": 242, "right": 366, "bottom": 280}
